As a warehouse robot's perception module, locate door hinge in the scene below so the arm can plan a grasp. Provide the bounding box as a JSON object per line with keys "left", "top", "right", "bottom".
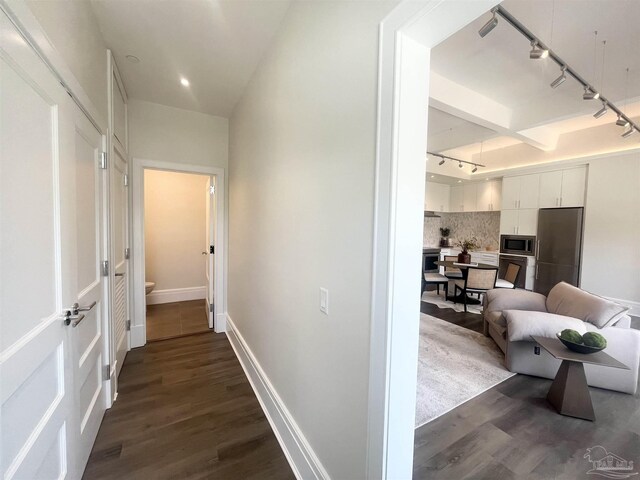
{"left": 123, "top": 174, "right": 129, "bottom": 187}
{"left": 100, "top": 152, "right": 107, "bottom": 169}
{"left": 209, "top": 245, "right": 214, "bottom": 254}
{"left": 126, "top": 320, "right": 131, "bottom": 331}
{"left": 124, "top": 247, "right": 130, "bottom": 260}
{"left": 101, "top": 260, "right": 109, "bottom": 276}
{"left": 103, "top": 364, "right": 111, "bottom": 380}
{"left": 209, "top": 303, "right": 214, "bottom": 313}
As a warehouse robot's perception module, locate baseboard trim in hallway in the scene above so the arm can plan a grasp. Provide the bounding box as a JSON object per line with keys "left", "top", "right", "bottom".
{"left": 226, "top": 314, "right": 330, "bottom": 480}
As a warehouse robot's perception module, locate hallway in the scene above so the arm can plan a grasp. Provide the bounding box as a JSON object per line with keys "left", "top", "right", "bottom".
{"left": 83, "top": 332, "right": 294, "bottom": 479}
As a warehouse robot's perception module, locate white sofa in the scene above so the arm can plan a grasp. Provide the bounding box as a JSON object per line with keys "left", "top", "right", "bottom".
{"left": 483, "top": 282, "right": 640, "bottom": 395}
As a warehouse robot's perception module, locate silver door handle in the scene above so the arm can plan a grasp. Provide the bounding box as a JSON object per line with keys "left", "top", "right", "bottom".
{"left": 71, "top": 301, "right": 96, "bottom": 315}
{"left": 62, "top": 310, "right": 85, "bottom": 327}
{"left": 115, "top": 272, "right": 125, "bottom": 277}
{"left": 201, "top": 251, "right": 207, "bottom": 255}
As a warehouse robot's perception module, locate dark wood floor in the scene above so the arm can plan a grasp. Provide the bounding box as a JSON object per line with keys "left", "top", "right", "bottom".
{"left": 417, "top": 297, "right": 640, "bottom": 479}
{"left": 83, "top": 332, "right": 294, "bottom": 480}
{"left": 146, "top": 299, "right": 210, "bottom": 342}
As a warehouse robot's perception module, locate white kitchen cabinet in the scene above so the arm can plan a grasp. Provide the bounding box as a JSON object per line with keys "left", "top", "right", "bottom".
{"left": 450, "top": 185, "right": 464, "bottom": 212}
{"left": 539, "top": 170, "right": 563, "bottom": 208}
{"left": 559, "top": 166, "right": 586, "bottom": 207}
{"left": 476, "top": 180, "right": 502, "bottom": 211}
{"left": 463, "top": 184, "right": 477, "bottom": 212}
{"left": 537, "top": 167, "right": 586, "bottom": 208}
{"left": 499, "top": 208, "right": 538, "bottom": 235}
{"left": 501, "top": 174, "right": 539, "bottom": 209}
{"left": 424, "top": 181, "right": 450, "bottom": 212}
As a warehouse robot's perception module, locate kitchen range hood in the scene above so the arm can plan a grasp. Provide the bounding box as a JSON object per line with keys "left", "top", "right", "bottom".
{"left": 424, "top": 211, "right": 441, "bottom": 218}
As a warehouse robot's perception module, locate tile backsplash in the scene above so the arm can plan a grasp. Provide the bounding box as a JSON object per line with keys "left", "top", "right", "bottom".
{"left": 423, "top": 211, "right": 500, "bottom": 250}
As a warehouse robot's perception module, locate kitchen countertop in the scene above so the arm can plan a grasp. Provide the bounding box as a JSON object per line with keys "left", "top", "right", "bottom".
{"left": 425, "top": 246, "right": 500, "bottom": 254}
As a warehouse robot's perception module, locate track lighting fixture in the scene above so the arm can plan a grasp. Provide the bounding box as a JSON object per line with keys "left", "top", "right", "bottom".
{"left": 427, "top": 152, "right": 485, "bottom": 171}
{"left": 529, "top": 41, "right": 549, "bottom": 60}
{"left": 593, "top": 102, "right": 608, "bottom": 119}
{"left": 582, "top": 86, "right": 599, "bottom": 100}
{"left": 622, "top": 127, "right": 635, "bottom": 138}
{"left": 478, "top": 9, "right": 498, "bottom": 38}
{"left": 616, "top": 115, "right": 630, "bottom": 128}
{"left": 479, "top": 6, "right": 640, "bottom": 138}
{"left": 550, "top": 67, "right": 567, "bottom": 88}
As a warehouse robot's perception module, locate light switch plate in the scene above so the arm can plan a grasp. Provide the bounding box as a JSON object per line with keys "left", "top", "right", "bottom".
{"left": 319, "top": 288, "right": 329, "bottom": 315}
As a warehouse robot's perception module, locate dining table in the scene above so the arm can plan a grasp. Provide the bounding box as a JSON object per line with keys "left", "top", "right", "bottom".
{"left": 435, "top": 260, "right": 498, "bottom": 305}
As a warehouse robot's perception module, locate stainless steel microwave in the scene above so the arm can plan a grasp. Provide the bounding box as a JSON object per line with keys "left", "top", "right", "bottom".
{"left": 500, "top": 235, "right": 536, "bottom": 256}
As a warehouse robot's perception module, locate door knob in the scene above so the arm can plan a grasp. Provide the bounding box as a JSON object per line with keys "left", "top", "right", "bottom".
{"left": 201, "top": 251, "right": 207, "bottom": 255}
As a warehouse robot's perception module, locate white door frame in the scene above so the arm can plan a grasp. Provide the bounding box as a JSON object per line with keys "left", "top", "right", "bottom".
{"left": 369, "top": 1, "right": 497, "bottom": 478}
{"left": 131, "top": 158, "right": 226, "bottom": 347}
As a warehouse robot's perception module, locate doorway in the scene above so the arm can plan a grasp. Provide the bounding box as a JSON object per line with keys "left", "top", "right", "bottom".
{"left": 143, "top": 169, "right": 213, "bottom": 341}
{"left": 131, "top": 159, "right": 226, "bottom": 348}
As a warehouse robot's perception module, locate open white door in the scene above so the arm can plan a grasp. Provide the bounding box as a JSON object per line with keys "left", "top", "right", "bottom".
{"left": 1, "top": 11, "right": 107, "bottom": 479}
{"left": 205, "top": 176, "right": 216, "bottom": 329}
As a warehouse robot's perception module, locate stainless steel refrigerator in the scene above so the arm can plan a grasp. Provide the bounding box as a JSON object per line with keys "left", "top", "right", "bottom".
{"left": 534, "top": 207, "right": 584, "bottom": 296}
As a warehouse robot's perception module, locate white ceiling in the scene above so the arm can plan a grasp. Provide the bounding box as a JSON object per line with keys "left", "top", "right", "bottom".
{"left": 427, "top": 0, "right": 640, "bottom": 177}
{"left": 91, "top": 0, "right": 291, "bottom": 117}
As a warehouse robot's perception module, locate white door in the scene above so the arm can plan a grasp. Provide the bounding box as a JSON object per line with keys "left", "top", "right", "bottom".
{"left": 68, "top": 101, "right": 108, "bottom": 477}
{"left": 476, "top": 182, "right": 492, "bottom": 211}
{"left": 1, "top": 11, "right": 107, "bottom": 479}
{"left": 517, "top": 208, "right": 539, "bottom": 236}
{"left": 499, "top": 209, "right": 519, "bottom": 235}
{"left": 519, "top": 174, "right": 540, "bottom": 209}
{"left": 560, "top": 167, "right": 587, "bottom": 207}
{"left": 501, "top": 176, "right": 520, "bottom": 209}
{"left": 205, "top": 177, "right": 216, "bottom": 328}
{"left": 111, "top": 145, "right": 129, "bottom": 378}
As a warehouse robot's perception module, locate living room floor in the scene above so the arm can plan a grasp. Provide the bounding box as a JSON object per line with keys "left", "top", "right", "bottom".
{"left": 415, "top": 295, "right": 640, "bottom": 479}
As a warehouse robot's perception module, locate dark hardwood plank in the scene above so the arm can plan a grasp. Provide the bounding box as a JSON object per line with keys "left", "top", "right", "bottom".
{"left": 146, "top": 299, "right": 210, "bottom": 342}
{"left": 83, "top": 332, "right": 294, "bottom": 480}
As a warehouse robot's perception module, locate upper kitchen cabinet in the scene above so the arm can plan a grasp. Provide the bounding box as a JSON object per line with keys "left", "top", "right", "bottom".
{"left": 502, "top": 174, "right": 540, "bottom": 209}
{"left": 449, "top": 184, "right": 477, "bottom": 212}
{"left": 499, "top": 208, "right": 538, "bottom": 235}
{"left": 536, "top": 166, "right": 587, "bottom": 208}
{"left": 476, "top": 180, "right": 502, "bottom": 211}
{"left": 424, "top": 182, "right": 450, "bottom": 212}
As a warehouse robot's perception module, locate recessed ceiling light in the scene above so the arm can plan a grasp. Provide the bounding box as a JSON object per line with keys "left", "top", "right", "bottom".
{"left": 125, "top": 55, "right": 140, "bottom": 63}
{"left": 485, "top": 178, "right": 490, "bottom": 181}
{"left": 457, "top": 180, "right": 462, "bottom": 183}
{"left": 430, "top": 175, "right": 435, "bottom": 178}
{"left": 180, "top": 77, "right": 190, "bottom": 87}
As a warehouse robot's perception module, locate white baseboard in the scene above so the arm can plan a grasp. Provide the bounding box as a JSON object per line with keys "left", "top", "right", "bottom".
{"left": 225, "top": 314, "right": 329, "bottom": 480}
{"left": 145, "top": 286, "right": 206, "bottom": 305}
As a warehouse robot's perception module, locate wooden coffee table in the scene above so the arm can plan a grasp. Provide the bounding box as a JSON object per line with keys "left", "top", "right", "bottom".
{"left": 531, "top": 336, "right": 630, "bottom": 421}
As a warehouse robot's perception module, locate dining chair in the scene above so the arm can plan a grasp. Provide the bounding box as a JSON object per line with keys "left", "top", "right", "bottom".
{"left": 495, "top": 262, "right": 521, "bottom": 289}
{"left": 421, "top": 272, "right": 450, "bottom": 297}
{"left": 443, "top": 255, "right": 463, "bottom": 279}
{"left": 453, "top": 267, "right": 498, "bottom": 312}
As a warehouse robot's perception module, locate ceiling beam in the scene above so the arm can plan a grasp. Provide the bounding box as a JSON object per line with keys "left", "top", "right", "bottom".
{"left": 429, "top": 72, "right": 558, "bottom": 151}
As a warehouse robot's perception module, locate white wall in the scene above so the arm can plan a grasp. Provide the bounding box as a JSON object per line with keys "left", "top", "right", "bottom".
{"left": 128, "top": 99, "right": 228, "bottom": 168}
{"left": 582, "top": 151, "right": 640, "bottom": 308}
{"left": 144, "top": 170, "right": 208, "bottom": 295}
{"left": 228, "top": 2, "right": 395, "bottom": 478}
{"left": 25, "top": 0, "right": 109, "bottom": 123}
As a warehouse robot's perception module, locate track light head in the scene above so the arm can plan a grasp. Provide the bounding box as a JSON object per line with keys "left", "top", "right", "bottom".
{"left": 622, "top": 127, "right": 635, "bottom": 138}
{"left": 438, "top": 159, "right": 445, "bottom": 166}
{"left": 529, "top": 41, "right": 549, "bottom": 59}
{"left": 550, "top": 67, "right": 567, "bottom": 88}
{"left": 593, "top": 102, "right": 608, "bottom": 119}
{"left": 616, "top": 115, "right": 630, "bottom": 128}
{"left": 458, "top": 162, "right": 463, "bottom": 168}
{"left": 478, "top": 11, "right": 498, "bottom": 38}
{"left": 582, "top": 86, "right": 600, "bottom": 100}
{"left": 472, "top": 166, "right": 478, "bottom": 173}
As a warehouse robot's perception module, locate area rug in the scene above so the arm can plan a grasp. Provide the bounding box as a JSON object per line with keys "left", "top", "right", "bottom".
{"left": 421, "top": 289, "right": 483, "bottom": 315}
{"left": 415, "top": 313, "right": 515, "bottom": 427}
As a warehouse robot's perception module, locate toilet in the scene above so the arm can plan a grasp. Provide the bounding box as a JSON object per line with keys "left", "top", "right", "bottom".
{"left": 145, "top": 281, "right": 156, "bottom": 295}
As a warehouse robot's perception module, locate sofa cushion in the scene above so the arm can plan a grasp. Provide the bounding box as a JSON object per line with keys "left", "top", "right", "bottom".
{"left": 485, "top": 310, "right": 506, "bottom": 328}
{"left": 546, "top": 282, "right": 630, "bottom": 328}
{"left": 505, "top": 310, "right": 588, "bottom": 342}
{"left": 484, "top": 289, "right": 548, "bottom": 315}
